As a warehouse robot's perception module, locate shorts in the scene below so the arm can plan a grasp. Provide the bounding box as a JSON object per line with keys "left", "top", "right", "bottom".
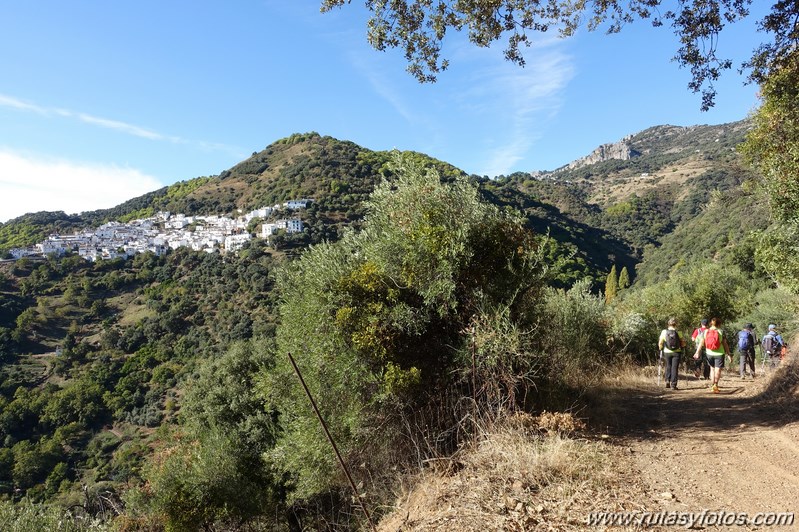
{"left": 707, "top": 355, "right": 725, "bottom": 368}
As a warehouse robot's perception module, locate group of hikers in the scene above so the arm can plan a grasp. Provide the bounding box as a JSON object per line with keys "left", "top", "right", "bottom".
{"left": 657, "top": 318, "right": 787, "bottom": 393}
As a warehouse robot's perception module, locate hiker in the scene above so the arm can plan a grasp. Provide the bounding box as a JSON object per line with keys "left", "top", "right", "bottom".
{"left": 737, "top": 323, "right": 756, "bottom": 380}
{"left": 691, "top": 318, "right": 710, "bottom": 380}
{"left": 693, "top": 317, "right": 730, "bottom": 394}
{"left": 761, "top": 324, "right": 785, "bottom": 371}
{"left": 658, "top": 317, "right": 685, "bottom": 389}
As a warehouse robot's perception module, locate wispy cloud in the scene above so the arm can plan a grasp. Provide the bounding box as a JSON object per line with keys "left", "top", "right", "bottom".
{"left": 0, "top": 94, "right": 47, "bottom": 114}
{"left": 0, "top": 93, "right": 241, "bottom": 155}
{"left": 76, "top": 113, "right": 175, "bottom": 142}
{"left": 349, "top": 52, "right": 420, "bottom": 124}
{"left": 459, "top": 42, "right": 575, "bottom": 176}
{"left": 343, "top": 29, "right": 574, "bottom": 176}
{"left": 346, "top": 49, "right": 448, "bottom": 153}
{"left": 0, "top": 149, "right": 163, "bottom": 223}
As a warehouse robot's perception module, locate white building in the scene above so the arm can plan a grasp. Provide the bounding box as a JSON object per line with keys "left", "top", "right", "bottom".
{"left": 165, "top": 215, "right": 191, "bottom": 229}
{"left": 262, "top": 219, "right": 304, "bottom": 237}
{"left": 224, "top": 233, "right": 252, "bottom": 252}
{"left": 37, "top": 237, "right": 71, "bottom": 256}
{"left": 246, "top": 207, "right": 273, "bottom": 220}
{"left": 9, "top": 248, "right": 36, "bottom": 259}
{"left": 283, "top": 199, "right": 312, "bottom": 210}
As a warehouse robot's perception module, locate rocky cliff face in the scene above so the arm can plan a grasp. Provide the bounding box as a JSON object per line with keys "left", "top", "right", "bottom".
{"left": 567, "top": 135, "right": 639, "bottom": 169}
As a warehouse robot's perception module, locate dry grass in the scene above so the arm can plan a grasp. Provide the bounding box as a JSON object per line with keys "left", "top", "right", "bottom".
{"left": 376, "top": 412, "right": 642, "bottom": 531}
{"left": 112, "top": 293, "right": 155, "bottom": 327}
{"left": 756, "top": 352, "right": 799, "bottom": 418}
{"left": 586, "top": 156, "right": 715, "bottom": 207}
{"left": 372, "top": 353, "right": 799, "bottom": 532}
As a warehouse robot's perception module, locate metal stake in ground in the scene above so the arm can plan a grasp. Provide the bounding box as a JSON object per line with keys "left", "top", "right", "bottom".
{"left": 286, "top": 352, "right": 378, "bottom": 532}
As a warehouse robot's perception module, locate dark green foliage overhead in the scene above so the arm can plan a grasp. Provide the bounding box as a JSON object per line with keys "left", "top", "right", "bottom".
{"left": 321, "top": 0, "right": 760, "bottom": 110}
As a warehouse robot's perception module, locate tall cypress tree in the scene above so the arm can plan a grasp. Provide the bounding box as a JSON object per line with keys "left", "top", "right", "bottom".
{"left": 605, "top": 264, "right": 618, "bottom": 303}
{"left": 618, "top": 266, "right": 630, "bottom": 290}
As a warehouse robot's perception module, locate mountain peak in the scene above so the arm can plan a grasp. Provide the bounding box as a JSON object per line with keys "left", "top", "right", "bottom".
{"left": 566, "top": 135, "right": 639, "bottom": 170}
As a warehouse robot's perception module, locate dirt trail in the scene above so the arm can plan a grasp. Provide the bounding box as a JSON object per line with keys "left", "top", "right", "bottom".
{"left": 606, "top": 358, "right": 799, "bottom": 531}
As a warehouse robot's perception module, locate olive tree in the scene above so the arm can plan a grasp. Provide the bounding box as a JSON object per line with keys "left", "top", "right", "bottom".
{"left": 263, "top": 152, "right": 548, "bottom": 501}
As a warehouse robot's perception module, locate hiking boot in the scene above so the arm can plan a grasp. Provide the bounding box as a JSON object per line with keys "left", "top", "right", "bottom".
{"left": 665, "top": 382, "right": 671, "bottom": 388}
{"left": 712, "top": 384, "right": 720, "bottom": 394}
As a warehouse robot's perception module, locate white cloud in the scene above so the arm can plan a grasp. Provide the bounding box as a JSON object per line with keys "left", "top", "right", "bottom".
{"left": 0, "top": 92, "right": 242, "bottom": 156}
{"left": 0, "top": 149, "right": 163, "bottom": 223}
{"left": 76, "top": 113, "right": 174, "bottom": 142}
{"left": 0, "top": 94, "right": 47, "bottom": 114}
{"left": 462, "top": 46, "right": 575, "bottom": 177}
{"left": 481, "top": 53, "right": 574, "bottom": 176}
{"left": 349, "top": 51, "right": 420, "bottom": 124}
{"left": 402, "top": 32, "right": 574, "bottom": 176}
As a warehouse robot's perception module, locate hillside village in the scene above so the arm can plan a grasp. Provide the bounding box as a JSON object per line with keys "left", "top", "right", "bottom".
{"left": 7, "top": 199, "right": 312, "bottom": 262}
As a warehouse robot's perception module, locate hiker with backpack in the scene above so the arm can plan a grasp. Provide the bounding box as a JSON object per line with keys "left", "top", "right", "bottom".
{"left": 691, "top": 318, "right": 710, "bottom": 380}
{"left": 693, "top": 317, "right": 730, "bottom": 394}
{"left": 658, "top": 317, "right": 685, "bottom": 389}
{"left": 737, "top": 323, "right": 756, "bottom": 380}
{"left": 761, "top": 324, "right": 784, "bottom": 371}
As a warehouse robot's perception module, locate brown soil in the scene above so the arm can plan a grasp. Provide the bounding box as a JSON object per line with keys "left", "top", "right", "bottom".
{"left": 603, "top": 356, "right": 799, "bottom": 531}
{"left": 376, "top": 357, "right": 799, "bottom": 531}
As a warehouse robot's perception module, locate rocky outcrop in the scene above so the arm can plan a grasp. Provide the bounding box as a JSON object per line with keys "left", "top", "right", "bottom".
{"left": 567, "top": 135, "right": 640, "bottom": 169}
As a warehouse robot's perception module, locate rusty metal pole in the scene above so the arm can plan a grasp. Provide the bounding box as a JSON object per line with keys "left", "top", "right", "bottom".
{"left": 286, "top": 352, "right": 378, "bottom": 532}
{"left": 471, "top": 325, "right": 477, "bottom": 404}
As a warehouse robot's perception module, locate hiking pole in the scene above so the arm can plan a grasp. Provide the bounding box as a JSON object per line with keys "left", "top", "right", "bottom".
{"left": 657, "top": 349, "right": 663, "bottom": 386}
{"left": 286, "top": 352, "right": 378, "bottom": 532}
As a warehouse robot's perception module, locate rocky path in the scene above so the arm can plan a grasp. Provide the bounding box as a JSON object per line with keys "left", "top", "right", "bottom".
{"left": 609, "top": 359, "right": 799, "bottom": 530}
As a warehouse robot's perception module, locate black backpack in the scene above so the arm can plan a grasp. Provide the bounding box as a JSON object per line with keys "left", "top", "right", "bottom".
{"left": 664, "top": 329, "right": 680, "bottom": 350}
{"left": 763, "top": 334, "right": 779, "bottom": 354}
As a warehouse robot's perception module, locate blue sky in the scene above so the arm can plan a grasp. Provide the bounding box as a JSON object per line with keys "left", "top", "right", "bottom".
{"left": 0, "top": 1, "right": 771, "bottom": 222}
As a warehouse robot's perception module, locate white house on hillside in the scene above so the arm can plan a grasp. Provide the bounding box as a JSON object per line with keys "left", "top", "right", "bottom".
{"left": 283, "top": 199, "right": 313, "bottom": 210}
{"left": 262, "top": 219, "right": 304, "bottom": 238}
{"left": 224, "top": 233, "right": 252, "bottom": 252}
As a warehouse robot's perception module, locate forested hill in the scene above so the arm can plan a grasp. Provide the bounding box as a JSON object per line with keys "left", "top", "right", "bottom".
{"left": 0, "top": 121, "right": 759, "bottom": 284}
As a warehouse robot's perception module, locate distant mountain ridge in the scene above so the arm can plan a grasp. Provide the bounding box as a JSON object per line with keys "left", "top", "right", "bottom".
{"left": 566, "top": 134, "right": 638, "bottom": 170}
{"left": 0, "top": 120, "right": 760, "bottom": 285}
{"left": 540, "top": 120, "right": 753, "bottom": 207}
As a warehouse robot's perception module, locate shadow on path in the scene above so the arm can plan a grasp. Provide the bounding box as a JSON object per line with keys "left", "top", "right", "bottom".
{"left": 594, "top": 355, "right": 799, "bottom": 440}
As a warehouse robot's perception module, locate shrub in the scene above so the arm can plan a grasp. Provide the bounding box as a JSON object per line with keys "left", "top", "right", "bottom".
{"left": 264, "top": 153, "right": 549, "bottom": 502}
{"left": 537, "top": 279, "right": 608, "bottom": 386}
